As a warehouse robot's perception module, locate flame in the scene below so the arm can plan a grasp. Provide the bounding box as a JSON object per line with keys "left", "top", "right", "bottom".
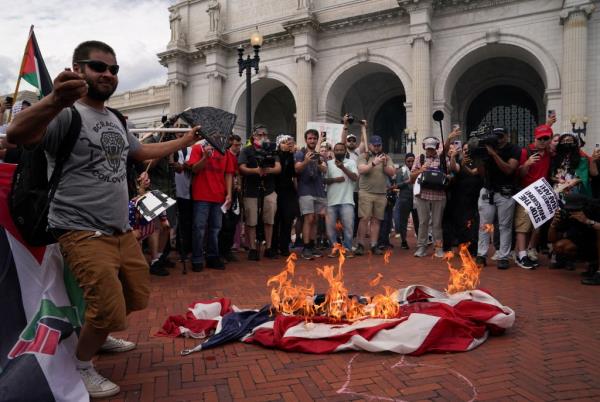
{"left": 466, "top": 220, "right": 473, "bottom": 229}
{"left": 369, "top": 273, "right": 383, "bottom": 287}
{"left": 445, "top": 243, "right": 482, "bottom": 294}
{"left": 335, "top": 220, "right": 343, "bottom": 234}
{"left": 483, "top": 223, "right": 494, "bottom": 233}
{"left": 383, "top": 249, "right": 392, "bottom": 264}
{"left": 267, "top": 243, "right": 400, "bottom": 322}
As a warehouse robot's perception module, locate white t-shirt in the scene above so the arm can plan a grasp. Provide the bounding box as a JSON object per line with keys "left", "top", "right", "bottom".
{"left": 326, "top": 159, "right": 358, "bottom": 206}
{"left": 175, "top": 147, "right": 192, "bottom": 199}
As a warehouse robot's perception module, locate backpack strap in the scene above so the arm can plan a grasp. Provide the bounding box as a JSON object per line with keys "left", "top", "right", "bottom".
{"left": 107, "top": 106, "right": 128, "bottom": 129}
{"left": 47, "top": 106, "right": 82, "bottom": 203}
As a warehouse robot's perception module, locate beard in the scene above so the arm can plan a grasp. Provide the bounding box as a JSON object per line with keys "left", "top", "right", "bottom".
{"left": 85, "top": 77, "right": 116, "bottom": 101}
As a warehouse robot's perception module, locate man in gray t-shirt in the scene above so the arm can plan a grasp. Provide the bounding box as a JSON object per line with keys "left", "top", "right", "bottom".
{"left": 7, "top": 40, "right": 199, "bottom": 399}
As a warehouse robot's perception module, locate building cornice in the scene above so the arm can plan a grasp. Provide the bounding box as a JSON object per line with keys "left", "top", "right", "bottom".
{"left": 157, "top": 47, "right": 203, "bottom": 67}
{"left": 398, "top": 0, "right": 521, "bottom": 15}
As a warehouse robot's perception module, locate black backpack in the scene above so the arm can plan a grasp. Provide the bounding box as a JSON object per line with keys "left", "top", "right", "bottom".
{"left": 9, "top": 106, "right": 134, "bottom": 246}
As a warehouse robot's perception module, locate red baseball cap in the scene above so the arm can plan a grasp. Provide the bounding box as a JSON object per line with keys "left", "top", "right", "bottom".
{"left": 534, "top": 124, "right": 553, "bottom": 139}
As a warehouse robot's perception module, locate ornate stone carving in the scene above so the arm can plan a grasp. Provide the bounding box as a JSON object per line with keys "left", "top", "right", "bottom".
{"left": 294, "top": 54, "right": 317, "bottom": 64}
{"left": 560, "top": 3, "right": 596, "bottom": 25}
{"left": 206, "top": 0, "right": 221, "bottom": 33}
{"left": 297, "top": 0, "right": 313, "bottom": 10}
{"left": 407, "top": 33, "right": 432, "bottom": 46}
{"left": 167, "top": 78, "right": 188, "bottom": 88}
{"left": 168, "top": 8, "right": 186, "bottom": 47}
{"left": 356, "top": 48, "right": 369, "bottom": 63}
{"left": 257, "top": 65, "right": 269, "bottom": 79}
{"left": 486, "top": 29, "right": 500, "bottom": 44}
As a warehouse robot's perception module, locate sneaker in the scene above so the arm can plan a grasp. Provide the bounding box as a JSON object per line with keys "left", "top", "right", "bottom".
{"left": 192, "top": 263, "right": 204, "bottom": 272}
{"left": 581, "top": 271, "right": 600, "bottom": 285}
{"left": 150, "top": 261, "right": 169, "bottom": 276}
{"left": 371, "top": 246, "right": 384, "bottom": 256}
{"left": 100, "top": 336, "right": 136, "bottom": 353}
{"left": 475, "top": 256, "right": 487, "bottom": 267}
{"left": 248, "top": 249, "right": 260, "bottom": 261}
{"left": 497, "top": 259, "right": 510, "bottom": 270}
{"left": 327, "top": 249, "right": 339, "bottom": 258}
{"left": 413, "top": 247, "right": 427, "bottom": 257}
{"left": 490, "top": 251, "right": 500, "bottom": 261}
{"left": 427, "top": 235, "right": 433, "bottom": 245}
{"left": 311, "top": 247, "right": 323, "bottom": 257}
{"left": 345, "top": 250, "right": 355, "bottom": 259}
{"left": 301, "top": 247, "right": 314, "bottom": 260}
{"left": 354, "top": 244, "right": 365, "bottom": 256}
{"left": 516, "top": 256, "right": 536, "bottom": 270}
{"left": 401, "top": 241, "right": 409, "bottom": 250}
{"left": 206, "top": 257, "right": 225, "bottom": 270}
{"left": 159, "top": 254, "right": 175, "bottom": 268}
{"left": 78, "top": 366, "right": 120, "bottom": 398}
{"left": 264, "top": 248, "right": 279, "bottom": 259}
{"left": 581, "top": 263, "right": 598, "bottom": 278}
{"left": 434, "top": 248, "right": 445, "bottom": 258}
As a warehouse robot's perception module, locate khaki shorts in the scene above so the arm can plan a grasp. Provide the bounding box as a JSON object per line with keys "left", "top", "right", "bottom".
{"left": 244, "top": 192, "right": 277, "bottom": 226}
{"left": 58, "top": 230, "right": 150, "bottom": 332}
{"left": 514, "top": 204, "right": 533, "bottom": 233}
{"left": 299, "top": 195, "right": 327, "bottom": 216}
{"left": 358, "top": 190, "right": 387, "bottom": 220}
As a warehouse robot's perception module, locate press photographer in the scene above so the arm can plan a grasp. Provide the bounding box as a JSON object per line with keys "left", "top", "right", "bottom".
{"left": 548, "top": 193, "right": 600, "bottom": 285}
{"left": 472, "top": 127, "right": 521, "bottom": 269}
{"left": 238, "top": 124, "right": 282, "bottom": 260}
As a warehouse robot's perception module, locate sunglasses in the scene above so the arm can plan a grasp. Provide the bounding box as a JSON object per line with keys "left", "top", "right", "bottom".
{"left": 347, "top": 138, "right": 357, "bottom": 142}
{"left": 77, "top": 60, "right": 119, "bottom": 75}
{"left": 536, "top": 136, "right": 550, "bottom": 141}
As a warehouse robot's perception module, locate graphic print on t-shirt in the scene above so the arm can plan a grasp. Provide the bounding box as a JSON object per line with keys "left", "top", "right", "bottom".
{"left": 79, "top": 120, "right": 129, "bottom": 183}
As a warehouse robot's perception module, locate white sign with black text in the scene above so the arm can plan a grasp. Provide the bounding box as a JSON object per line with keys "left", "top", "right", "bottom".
{"left": 306, "top": 122, "right": 345, "bottom": 147}
{"left": 513, "top": 178, "right": 560, "bottom": 229}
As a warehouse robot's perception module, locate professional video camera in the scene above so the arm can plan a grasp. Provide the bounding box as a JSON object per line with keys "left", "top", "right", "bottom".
{"left": 466, "top": 124, "right": 500, "bottom": 161}
{"left": 559, "top": 193, "right": 600, "bottom": 223}
{"left": 255, "top": 141, "right": 277, "bottom": 168}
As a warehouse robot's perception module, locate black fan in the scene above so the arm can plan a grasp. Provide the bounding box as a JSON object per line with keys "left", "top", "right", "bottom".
{"left": 179, "top": 107, "right": 237, "bottom": 155}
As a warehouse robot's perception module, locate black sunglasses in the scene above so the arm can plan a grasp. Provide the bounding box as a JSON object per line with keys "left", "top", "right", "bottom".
{"left": 347, "top": 138, "right": 357, "bottom": 142}
{"left": 77, "top": 60, "right": 119, "bottom": 75}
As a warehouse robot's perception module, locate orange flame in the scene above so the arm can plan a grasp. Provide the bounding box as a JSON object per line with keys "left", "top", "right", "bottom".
{"left": 267, "top": 244, "right": 400, "bottom": 322}
{"left": 483, "top": 223, "right": 494, "bottom": 233}
{"left": 335, "top": 220, "right": 343, "bottom": 233}
{"left": 369, "top": 273, "right": 383, "bottom": 287}
{"left": 383, "top": 249, "right": 392, "bottom": 264}
{"left": 445, "top": 243, "right": 482, "bottom": 294}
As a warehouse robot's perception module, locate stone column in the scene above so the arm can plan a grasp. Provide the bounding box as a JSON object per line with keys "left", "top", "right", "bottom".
{"left": 167, "top": 79, "right": 186, "bottom": 114}
{"left": 207, "top": 72, "right": 224, "bottom": 108}
{"left": 408, "top": 34, "right": 432, "bottom": 144}
{"left": 560, "top": 3, "right": 595, "bottom": 132}
{"left": 296, "top": 54, "right": 314, "bottom": 145}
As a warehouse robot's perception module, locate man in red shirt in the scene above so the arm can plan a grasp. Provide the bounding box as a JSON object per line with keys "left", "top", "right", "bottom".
{"left": 187, "top": 140, "right": 235, "bottom": 271}
{"left": 514, "top": 124, "right": 552, "bottom": 269}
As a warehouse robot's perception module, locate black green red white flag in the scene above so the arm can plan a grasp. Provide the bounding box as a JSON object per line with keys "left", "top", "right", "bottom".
{"left": 0, "top": 163, "right": 87, "bottom": 401}
{"left": 19, "top": 26, "right": 53, "bottom": 98}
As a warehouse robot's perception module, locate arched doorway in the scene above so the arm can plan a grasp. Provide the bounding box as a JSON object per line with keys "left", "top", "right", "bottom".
{"left": 466, "top": 86, "right": 539, "bottom": 146}
{"left": 254, "top": 86, "right": 296, "bottom": 140}
{"left": 451, "top": 57, "right": 546, "bottom": 147}
{"left": 323, "top": 62, "right": 407, "bottom": 157}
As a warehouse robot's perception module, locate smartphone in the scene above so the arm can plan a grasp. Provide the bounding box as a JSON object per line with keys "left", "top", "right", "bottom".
{"left": 453, "top": 140, "right": 462, "bottom": 149}
{"left": 547, "top": 110, "right": 556, "bottom": 118}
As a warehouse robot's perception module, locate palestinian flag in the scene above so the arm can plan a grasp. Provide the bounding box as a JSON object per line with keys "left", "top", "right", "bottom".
{"left": 0, "top": 163, "right": 88, "bottom": 402}
{"left": 19, "top": 27, "right": 53, "bottom": 98}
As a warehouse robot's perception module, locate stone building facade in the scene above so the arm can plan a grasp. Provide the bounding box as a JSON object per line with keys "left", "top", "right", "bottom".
{"left": 108, "top": 0, "right": 600, "bottom": 154}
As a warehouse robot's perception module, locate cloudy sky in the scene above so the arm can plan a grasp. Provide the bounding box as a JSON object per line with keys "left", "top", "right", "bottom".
{"left": 0, "top": 0, "right": 175, "bottom": 96}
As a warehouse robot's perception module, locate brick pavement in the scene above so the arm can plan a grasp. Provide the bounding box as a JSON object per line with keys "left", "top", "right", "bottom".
{"left": 97, "top": 236, "right": 600, "bottom": 402}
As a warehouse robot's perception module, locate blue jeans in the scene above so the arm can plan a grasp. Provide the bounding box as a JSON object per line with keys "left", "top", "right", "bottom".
{"left": 192, "top": 201, "right": 222, "bottom": 264}
{"left": 326, "top": 204, "right": 354, "bottom": 250}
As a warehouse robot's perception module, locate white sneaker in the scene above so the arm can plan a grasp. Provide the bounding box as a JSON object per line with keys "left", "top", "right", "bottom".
{"left": 490, "top": 251, "right": 500, "bottom": 261}
{"left": 78, "top": 366, "right": 120, "bottom": 398}
{"left": 414, "top": 247, "right": 427, "bottom": 257}
{"left": 100, "top": 336, "right": 136, "bottom": 353}
{"left": 394, "top": 233, "right": 401, "bottom": 238}
{"left": 434, "top": 248, "right": 445, "bottom": 258}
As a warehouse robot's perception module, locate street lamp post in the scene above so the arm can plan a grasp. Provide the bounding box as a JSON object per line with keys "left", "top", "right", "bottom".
{"left": 238, "top": 27, "right": 263, "bottom": 139}
{"left": 403, "top": 127, "right": 417, "bottom": 153}
{"left": 570, "top": 115, "right": 588, "bottom": 144}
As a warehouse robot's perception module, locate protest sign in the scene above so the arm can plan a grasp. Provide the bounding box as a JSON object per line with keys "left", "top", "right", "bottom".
{"left": 306, "top": 122, "right": 345, "bottom": 147}
{"left": 137, "top": 190, "right": 176, "bottom": 222}
{"left": 513, "top": 178, "right": 559, "bottom": 229}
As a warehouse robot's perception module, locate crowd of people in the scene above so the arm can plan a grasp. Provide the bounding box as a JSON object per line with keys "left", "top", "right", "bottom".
{"left": 1, "top": 39, "right": 600, "bottom": 399}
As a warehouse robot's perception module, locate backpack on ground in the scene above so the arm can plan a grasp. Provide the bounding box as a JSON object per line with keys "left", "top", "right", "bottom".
{"left": 9, "top": 106, "right": 133, "bottom": 246}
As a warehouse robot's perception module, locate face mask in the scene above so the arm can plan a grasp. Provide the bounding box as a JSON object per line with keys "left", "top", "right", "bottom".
{"left": 557, "top": 142, "right": 577, "bottom": 153}
{"left": 334, "top": 153, "right": 345, "bottom": 162}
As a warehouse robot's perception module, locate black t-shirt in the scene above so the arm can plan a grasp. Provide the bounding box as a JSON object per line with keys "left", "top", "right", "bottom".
{"left": 238, "top": 145, "right": 279, "bottom": 197}
{"left": 485, "top": 143, "right": 521, "bottom": 190}
{"left": 275, "top": 150, "right": 296, "bottom": 194}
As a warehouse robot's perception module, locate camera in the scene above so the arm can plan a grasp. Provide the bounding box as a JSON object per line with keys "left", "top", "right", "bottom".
{"left": 560, "top": 193, "right": 600, "bottom": 222}
{"left": 341, "top": 114, "right": 355, "bottom": 125}
{"left": 255, "top": 141, "right": 277, "bottom": 168}
{"left": 467, "top": 124, "right": 500, "bottom": 161}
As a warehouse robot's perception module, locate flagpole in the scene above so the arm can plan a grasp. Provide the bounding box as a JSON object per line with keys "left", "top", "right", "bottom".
{"left": 7, "top": 25, "right": 34, "bottom": 123}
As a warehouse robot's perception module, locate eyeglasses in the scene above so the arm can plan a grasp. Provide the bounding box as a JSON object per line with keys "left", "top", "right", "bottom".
{"left": 347, "top": 138, "right": 356, "bottom": 142}
{"left": 536, "top": 136, "right": 550, "bottom": 141}
{"left": 76, "top": 60, "right": 119, "bottom": 75}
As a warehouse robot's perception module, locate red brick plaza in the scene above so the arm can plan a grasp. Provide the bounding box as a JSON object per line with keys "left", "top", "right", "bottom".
{"left": 99, "top": 237, "right": 600, "bottom": 402}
